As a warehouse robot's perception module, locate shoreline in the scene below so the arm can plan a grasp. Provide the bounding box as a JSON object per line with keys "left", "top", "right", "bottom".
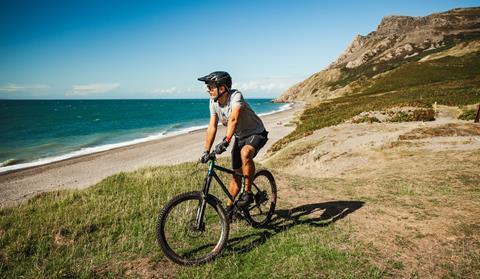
{"left": 0, "top": 103, "right": 293, "bottom": 174}
{"left": 0, "top": 102, "right": 302, "bottom": 207}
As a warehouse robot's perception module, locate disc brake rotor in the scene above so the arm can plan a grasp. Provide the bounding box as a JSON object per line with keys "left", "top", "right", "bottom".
{"left": 185, "top": 219, "right": 205, "bottom": 238}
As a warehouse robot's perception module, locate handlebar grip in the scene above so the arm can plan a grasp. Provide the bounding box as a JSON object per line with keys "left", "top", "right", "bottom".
{"left": 207, "top": 151, "right": 217, "bottom": 162}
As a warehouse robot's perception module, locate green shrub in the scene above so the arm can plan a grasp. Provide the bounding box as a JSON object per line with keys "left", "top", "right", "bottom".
{"left": 412, "top": 109, "right": 435, "bottom": 121}
{"left": 388, "top": 109, "right": 435, "bottom": 123}
{"left": 352, "top": 115, "right": 381, "bottom": 124}
{"left": 390, "top": 111, "right": 413, "bottom": 122}
{"left": 458, "top": 108, "right": 478, "bottom": 121}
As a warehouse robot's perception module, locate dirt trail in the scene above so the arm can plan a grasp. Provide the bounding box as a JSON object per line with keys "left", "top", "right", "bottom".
{"left": 266, "top": 106, "right": 480, "bottom": 179}
{"left": 268, "top": 106, "right": 480, "bottom": 278}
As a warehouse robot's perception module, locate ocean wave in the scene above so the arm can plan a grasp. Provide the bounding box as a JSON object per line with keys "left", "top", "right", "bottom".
{"left": 1, "top": 158, "right": 24, "bottom": 167}
{"left": 258, "top": 103, "right": 292, "bottom": 116}
{"left": 0, "top": 103, "right": 293, "bottom": 174}
{"left": 0, "top": 124, "right": 207, "bottom": 173}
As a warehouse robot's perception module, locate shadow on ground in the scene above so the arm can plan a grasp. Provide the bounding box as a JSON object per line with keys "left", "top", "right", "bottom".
{"left": 224, "top": 200, "right": 365, "bottom": 255}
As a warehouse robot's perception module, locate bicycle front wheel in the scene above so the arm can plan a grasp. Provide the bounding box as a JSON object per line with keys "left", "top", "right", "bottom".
{"left": 156, "top": 191, "right": 229, "bottom": 265}
{"left": 244, "top": 170, "right": 277, "bottom": 227}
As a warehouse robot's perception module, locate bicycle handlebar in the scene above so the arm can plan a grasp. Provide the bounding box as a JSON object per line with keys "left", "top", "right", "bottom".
{"left": 203, "top": 151, "right": 217, "bottom": 163}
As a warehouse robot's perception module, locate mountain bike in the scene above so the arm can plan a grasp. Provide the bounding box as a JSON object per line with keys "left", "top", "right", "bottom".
{"left": 156, "top": 150, "right": 277, "bottom": 265}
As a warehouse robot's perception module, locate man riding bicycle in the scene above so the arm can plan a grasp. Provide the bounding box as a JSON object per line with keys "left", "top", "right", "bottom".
{"left": 198, "top": 71, "right": 268, "bottom": 211}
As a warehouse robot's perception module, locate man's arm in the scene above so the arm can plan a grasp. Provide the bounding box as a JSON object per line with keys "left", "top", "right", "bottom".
{"left": 204, "top": 114, "right": 218, "bottom": 152}
{"left": 225, "top": 105, "right": 241, "bottom": 143}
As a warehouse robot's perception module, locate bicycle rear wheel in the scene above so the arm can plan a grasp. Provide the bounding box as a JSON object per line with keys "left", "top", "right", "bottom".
{"left": 156, "top": 191, "right": 229, "bottom": 265}
{"left": 244, "top": 170, "right": 277, "bottom": 227}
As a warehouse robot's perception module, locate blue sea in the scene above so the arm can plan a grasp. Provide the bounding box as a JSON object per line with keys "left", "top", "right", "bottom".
{"left": 0, "top": 99, "right": 289, "bottom": 172}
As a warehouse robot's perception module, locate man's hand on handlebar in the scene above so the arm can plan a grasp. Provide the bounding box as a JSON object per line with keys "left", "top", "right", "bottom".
{"left": 199, "top": 150, "right": 218, "bottom": 163}
{"left": 214, "top": 137, "right": 229, "bottom": 155}
{"left": 200, "top": 151, "right": 210, "bottom": 163}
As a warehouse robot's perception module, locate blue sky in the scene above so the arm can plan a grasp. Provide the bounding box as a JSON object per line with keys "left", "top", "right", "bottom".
{"left": 1, "top": 0, "right": 478, "bottom": 99}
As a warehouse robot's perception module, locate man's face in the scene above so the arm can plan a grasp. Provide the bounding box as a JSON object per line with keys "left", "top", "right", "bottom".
{"left": 207, "top": 85, "right": 225, "bottom": 99}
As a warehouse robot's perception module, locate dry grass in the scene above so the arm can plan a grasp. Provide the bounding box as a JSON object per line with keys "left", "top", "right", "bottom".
{"left": 399, "top": 123, "right": 480, "bottom": 140}
{"left": 276, "top": 147, "right": 480, "bottom": 278}
{"left": 267, "top": 110, "right": 480, "bottom": 277}
{"left": 93, "top": 256, "right": 177, "bottom": 278}
{"left": 264, "top": 139, "right": 322, "bottom": 169}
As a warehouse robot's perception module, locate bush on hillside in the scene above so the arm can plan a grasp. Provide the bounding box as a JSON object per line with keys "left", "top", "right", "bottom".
{"left": 458, "top": 108, "right": 477, "bottom": 121}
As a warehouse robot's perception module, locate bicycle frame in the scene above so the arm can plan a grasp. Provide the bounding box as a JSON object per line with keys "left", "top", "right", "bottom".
{"left": 195, "top": 158, "right": 244, "bottom": 229}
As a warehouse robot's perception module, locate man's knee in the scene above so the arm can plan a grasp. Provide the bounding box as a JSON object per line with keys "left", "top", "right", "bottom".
{"left": 240, "top": 146, "right": 255, "bottom": 162}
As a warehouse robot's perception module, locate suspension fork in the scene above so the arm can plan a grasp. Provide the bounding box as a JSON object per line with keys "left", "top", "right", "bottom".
{"left": 195, "top": 161, "right": 214, "bottom": 230}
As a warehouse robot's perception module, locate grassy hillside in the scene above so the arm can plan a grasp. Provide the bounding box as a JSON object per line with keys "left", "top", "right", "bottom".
{"left": 0, "top": 161, "right": 382, "bottom": 278}
{"left": 2, "top": 147, "right": 479, "bottom": 278}
{"left": 270, "top": 51, "right": 480, "bottom": 152}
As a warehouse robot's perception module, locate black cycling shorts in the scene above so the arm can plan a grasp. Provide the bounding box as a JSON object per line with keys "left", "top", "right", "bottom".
{"left": 231, "top": 130, "right": 268, "bottom": 170}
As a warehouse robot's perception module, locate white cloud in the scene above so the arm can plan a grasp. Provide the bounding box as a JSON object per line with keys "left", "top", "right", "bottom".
{"left": 233, "top": 81, "right": 287, "bottom": 91}
{"left": 146, "top": 77, "right": 304, "bottom": 98}
{"left": 67, "top": 83, "right": 120, "bottom": 96}
{"left": 0, "top": 83, "right": 50, "bottom": 92}
{"left": 151, "top": 87, "right": 178, "bottom": 94}
{"left": 232, "top": 77, "right": 300, "bottom": 92}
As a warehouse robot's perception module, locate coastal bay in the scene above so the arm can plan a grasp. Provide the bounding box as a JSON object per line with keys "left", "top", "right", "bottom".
{"left": 0, "top": 103, "right": 301, "bottom": 207}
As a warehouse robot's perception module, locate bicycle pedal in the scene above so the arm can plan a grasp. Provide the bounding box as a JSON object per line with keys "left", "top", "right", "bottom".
{"left": 229, "top": 208, "right": 246, "bottom": 222}
{"left": 254, "top": 191, "right": 268, "bottom": 204}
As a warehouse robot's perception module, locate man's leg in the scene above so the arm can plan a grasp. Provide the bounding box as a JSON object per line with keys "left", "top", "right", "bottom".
{"left": 240, "top": 145, "right": 256, "bottom": 192}
{"left": 227, "top": 171, "right": 241, "bottom": 206}
{"left": 228, "top": 138, "right": 242, "bottom": 207}
{"left": 237, "top": 132, "right": 268, "bottom": 208}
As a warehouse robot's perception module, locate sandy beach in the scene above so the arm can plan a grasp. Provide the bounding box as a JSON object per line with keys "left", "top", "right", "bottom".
{"left": 0, "top": 103, "right": 301, "bottom": 207}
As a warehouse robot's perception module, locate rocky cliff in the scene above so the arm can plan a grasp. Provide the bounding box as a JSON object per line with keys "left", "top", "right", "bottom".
{"left": 275, "top": 7, "right": 480, "bottom": 103}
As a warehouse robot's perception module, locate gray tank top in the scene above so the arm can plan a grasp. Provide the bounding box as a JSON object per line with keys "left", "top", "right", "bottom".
{"left": 209, "top": 89, "right": 266, "bottom": 138}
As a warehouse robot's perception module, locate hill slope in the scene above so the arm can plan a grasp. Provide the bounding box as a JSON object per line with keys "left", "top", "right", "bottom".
{"left": 275, "top": 7, "right": 480, "bottom": 103}
{"left": 270, "top": 7, "right": 480, "bottom": 153}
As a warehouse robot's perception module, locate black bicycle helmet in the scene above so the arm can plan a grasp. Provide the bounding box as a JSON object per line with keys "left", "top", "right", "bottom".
{"left": 197, "top": 71, "right": 232, "bottom": 89}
